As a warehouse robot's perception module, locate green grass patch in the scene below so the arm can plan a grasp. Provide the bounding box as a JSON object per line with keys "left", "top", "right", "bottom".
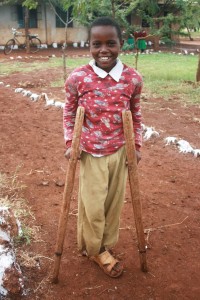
{"left": 0, "top": 57, "right": 90, "bottom": 76}
{"left": 121, "top": 52, "right": 198, "bottom": 81}
{"left": 0, "top": 169, "right": 35, "bottom": 246}
{"left": 1, "top": 53, "right": 199, "bottom": 104}
{"left": 121, "top": 53, "right": 200, "bottom": 104}
{"left": 50, "top": 79, "right": 64, "bottom": 87}
{"left": 0, "top": 61, "right": 47, "bottom": 75}
{"left": 180, "top": 29, "right": 200, "bottom": 40}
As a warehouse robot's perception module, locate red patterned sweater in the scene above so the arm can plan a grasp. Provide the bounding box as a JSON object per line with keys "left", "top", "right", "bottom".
{"left": 63, "top": 62, "right": 143, "bottom": 156}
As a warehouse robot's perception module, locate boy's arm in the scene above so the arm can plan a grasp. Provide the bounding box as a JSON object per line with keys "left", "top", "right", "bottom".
{"left": 130, "top": 78, "right": 143, "bottom": 152}
{"left": 63, "top": 74, "right": 79, "bottom": 150}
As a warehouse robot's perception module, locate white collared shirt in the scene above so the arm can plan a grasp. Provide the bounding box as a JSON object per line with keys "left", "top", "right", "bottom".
{"left": 89, "top": 59, "right": 124, "bottom": 82}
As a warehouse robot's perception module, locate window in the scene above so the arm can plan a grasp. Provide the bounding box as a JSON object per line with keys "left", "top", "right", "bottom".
{"left": 56, "top": 6, "right": 73, "bottom": 28}
{"left": 142, "top": 19, "right": 150, "bottom": 28}
{"left": 17, "top": 5, "right": 38, "bottom": 28}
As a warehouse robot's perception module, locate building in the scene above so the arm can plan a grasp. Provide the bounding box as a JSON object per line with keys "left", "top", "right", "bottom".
{"left": 0, "top": 3, "right": 88, "bottom": 46}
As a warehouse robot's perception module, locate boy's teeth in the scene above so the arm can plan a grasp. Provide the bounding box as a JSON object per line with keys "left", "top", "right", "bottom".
{"left": 100, "top": 57, "right": 109, "bottom": 61}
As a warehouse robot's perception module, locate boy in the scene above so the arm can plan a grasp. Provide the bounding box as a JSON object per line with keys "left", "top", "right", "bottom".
{"left": 63, "top": 17, "right": 143, "bottom": 278}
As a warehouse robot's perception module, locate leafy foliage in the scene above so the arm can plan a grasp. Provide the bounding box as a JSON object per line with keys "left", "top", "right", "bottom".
{"left": 22, "top": 0, "right": 39, "bottom": 9}
{"left": 1, "top": 0, "right": 200, "bottom": 41}
{"left": 57, "top": 0, "right": 131, "bottom": 28}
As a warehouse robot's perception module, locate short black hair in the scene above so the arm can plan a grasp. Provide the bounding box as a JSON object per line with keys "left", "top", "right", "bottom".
{"left": 88, "top": 16, "right": 122, "bottom": 41}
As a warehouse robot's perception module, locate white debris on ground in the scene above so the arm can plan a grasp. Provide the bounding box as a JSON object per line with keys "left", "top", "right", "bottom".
{"left": 142, "top": 124, "right": 160, "bottom": 141}
{"left": 164, "top": 137, "right": 200, "bottom": 157}
{"left": 13, "top": 88, "right": 65, "bottom": 109}
{"left": 22, "top": 90, "right": 32, "bottom": 97}
{"left": 54, "top": 101, "right": 65, "bottom": 109}
{"left": 0, "top": 206, "right": 24, "bottom": 297}
{"left": 40, "top": 44, "right": 48, "bottom": 49}
{"left": 40, "top": 92, "right": 55, "bottom": 106}
{"left": 165, "top": 136, "right": 178, "bottom": 145}
{"left": 15, "top": 88, "right": 24, "bottom": 93}
{"left": 193, "top": 149, "right": 200, "bottom": 158}
{"left": 177, "top": 139, "right": 194, "bottom": 153}
{"left": 30, "top": 93, "right": 40, "bottom": 102}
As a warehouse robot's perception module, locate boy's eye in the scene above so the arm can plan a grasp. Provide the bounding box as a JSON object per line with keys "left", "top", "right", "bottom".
{"left": 91, "top": 41, "right": 117, "bottom": 48}
{"left": 92, "top": 42, "right": 100, "bottom": 48}
{"left": 107, "top": 41, "right": 116, "bottom": 47}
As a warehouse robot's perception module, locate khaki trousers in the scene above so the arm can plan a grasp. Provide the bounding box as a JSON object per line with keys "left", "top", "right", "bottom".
{"left": 78, "top": 146, "right": 128, "bottom": 257}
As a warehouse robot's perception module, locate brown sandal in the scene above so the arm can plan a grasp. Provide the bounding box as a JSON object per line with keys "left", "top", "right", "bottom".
{"left": 90, "top": 250, "right": 123, "bottom": 278}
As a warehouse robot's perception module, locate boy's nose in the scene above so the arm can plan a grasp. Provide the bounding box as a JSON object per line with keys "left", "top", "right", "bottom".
{"left": 100, "top": 45, "right": 108, "bottom": 52}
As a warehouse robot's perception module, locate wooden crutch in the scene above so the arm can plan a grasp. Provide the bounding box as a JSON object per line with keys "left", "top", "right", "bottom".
{"left": 122, "top": 110, "right": 148, "bottom": 272}
{"left": 52, "top": 106, "right": 85, "bottom": 283}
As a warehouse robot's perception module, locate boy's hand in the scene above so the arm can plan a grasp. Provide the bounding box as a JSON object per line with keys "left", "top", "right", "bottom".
{"left": 64, "top": 148, "right": 82, "bottom": 160}
{"left": 64, "top": 148, "right": 71, "bottom": 159}
{"left": 126, "top": 150, "right": 141, "bottom": 165}
{"left": 136, "top": 150, "right": 141, "bottom": 164}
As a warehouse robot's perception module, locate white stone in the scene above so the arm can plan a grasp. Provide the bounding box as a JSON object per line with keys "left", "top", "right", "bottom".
{"left": 52, "top": 42, "right": 57, "bottom": 48}
{"left": 143, "top": 127, "right": 159, "bottom": 141}
{"left": 164, "top": 137, "right": 177, "bottom": 145}
{"left": 177, "top": 140, "right": 193, "bottom": 153}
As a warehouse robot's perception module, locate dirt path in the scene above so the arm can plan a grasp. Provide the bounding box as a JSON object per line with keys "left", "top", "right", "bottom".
{"left": 0, "top": 49, "right": 200, "bottom": 300}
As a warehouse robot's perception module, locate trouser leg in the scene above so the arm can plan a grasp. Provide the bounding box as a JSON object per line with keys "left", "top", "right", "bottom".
{"left": 102, "top": 146, "right": 128, "bottom": 249}
{"left": 78, "top": 147, "right": 127, "bottom": 257}
{"left": 78, "top": 152, "right": 108, "bottom": 256}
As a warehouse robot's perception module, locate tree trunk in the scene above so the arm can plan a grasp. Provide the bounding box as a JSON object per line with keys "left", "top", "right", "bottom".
{"left": 153, "top": 20, "right": 160, "bottom": 51}
{"left": 24, "top": 8, "right": 30, "bottom": 53}
{"left": 62, "top": 27, "right": 67, "bottom": 82}
{"left": 62, "top": 12, "right": 69, "bottom": 82}
{"left": 111, "top": 0, "right": 115, "bottom": 18}
{"left": 186, "top": 26, "right": 193, "bottom": 41}
{"left": 153, "top": 36, "right": 159, "bottom": 51}
{"left": 196, "top": 54, "right": 200, "bottom": 82}
{"left": 44, "top": 3, "right": 48, "bottom": 45}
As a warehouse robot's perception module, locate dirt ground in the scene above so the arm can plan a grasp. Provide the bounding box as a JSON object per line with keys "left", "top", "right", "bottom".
{"left": 0, "top": 47, "right": 200, "bottom": 300}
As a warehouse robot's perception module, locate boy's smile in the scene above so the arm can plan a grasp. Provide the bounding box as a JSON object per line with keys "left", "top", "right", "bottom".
{"left": 90, "top": 25, "right": 123, "bottom": 73}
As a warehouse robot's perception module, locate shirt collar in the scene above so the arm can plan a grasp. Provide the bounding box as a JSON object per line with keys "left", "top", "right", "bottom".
{"left": 89, "top": 59, "right": 123, "bottom": 82}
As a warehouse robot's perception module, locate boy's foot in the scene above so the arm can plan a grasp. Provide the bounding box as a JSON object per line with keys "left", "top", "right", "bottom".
{"left": 90, "top": 250, "right": 123, "bottom": 278}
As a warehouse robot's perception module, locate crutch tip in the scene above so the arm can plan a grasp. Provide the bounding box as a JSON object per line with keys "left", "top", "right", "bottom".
{"left": 141, "top": 265, "right": 148, "bottom": 273}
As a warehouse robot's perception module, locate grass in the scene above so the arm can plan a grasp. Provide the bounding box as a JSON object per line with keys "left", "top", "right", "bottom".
{"left": 122, "top": 53, "right": 200, "bottom": 104}
{"left": 50, "top": 53, "right": 200, "bottom": 104}
{"left": 180, "top": 29, "right": 200, "bottom": 40}
{"left": 1, "top": 52, "right": 199, "bottom": 104}
{"left": 0, "top": 170, "right": 51, "bottom": 280}
{"left": 0, "top": 57, "right": 89, "bottom": 75}
{"left": 0, "top": 169, "right": 35, "bottom": 246}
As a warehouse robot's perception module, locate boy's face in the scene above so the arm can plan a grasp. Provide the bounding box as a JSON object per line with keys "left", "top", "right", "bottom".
{"left": 90, "top": 25, "right": 123, "bottom": 72}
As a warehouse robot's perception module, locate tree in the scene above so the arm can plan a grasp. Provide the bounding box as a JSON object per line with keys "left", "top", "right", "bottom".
{"left": 130, "top": 0, "right": 200, "bottom": 42}
{"left": 58, "top": 0, "right": 133, "bottom": 28}
{"left": 3, "top": 0, "right": 199, "bottom": 43}
{"left": 176, "top": 0, "right": 200, "bottom": 41}
{"left": 0, "top": 0, "right": 39, "bottom": 8}
{"left": 197, "top": 54, "right": 200, "bottom": 82}
{"left": 55, "top": 0, "right": 200, "bottom": 45}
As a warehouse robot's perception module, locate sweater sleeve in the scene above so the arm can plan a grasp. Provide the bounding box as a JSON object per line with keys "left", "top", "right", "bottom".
{"left": 130, "top": 76, "right": 143, "bottom": 151}
{"left": 63, "top": 73, "right": 79, "bottom": 148}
